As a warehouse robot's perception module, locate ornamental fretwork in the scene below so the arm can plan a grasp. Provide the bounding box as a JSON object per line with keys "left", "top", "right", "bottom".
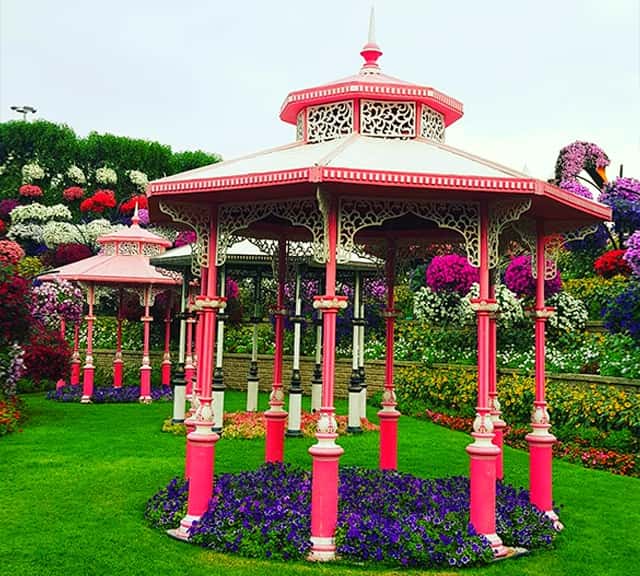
{"left": 306, "top": 101, "right": 353, "bottom": 143}
{"left": 338, "top": 198, "right": 480, "bottom": 265}
{"left": 296, "top": 112, "right": 304, "bottom": 141}
{"left": 420, "top": 105, "right": 445, "bottom": 142}
{"left": 217, "top": 198, "right": 326, "bottom": 265}
{"left": 159, "top": 201, "right": 212, "bottom": 277}
{"left": 360, "top": 100, "right": 415, "bottom": 139}
{"left": 488, "top": 199, "right": 531, "bottom": 268}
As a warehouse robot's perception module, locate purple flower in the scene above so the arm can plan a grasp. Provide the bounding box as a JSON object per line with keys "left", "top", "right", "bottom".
{"left": 426, "top": 254, "right": 479, "bottom": 295}
{"left": 504, "top": 255, "right": 562, "bottom": 299}
{"left": 174, "top": 230, "right": 196, "bottom": 248}
{"left": 0, "top": 199, "right": 20, "bottom": 219}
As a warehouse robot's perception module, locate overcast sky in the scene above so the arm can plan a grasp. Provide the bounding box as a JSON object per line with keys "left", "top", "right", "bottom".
{"left": 1, "top": 0, "right": 638, "bottom": 182}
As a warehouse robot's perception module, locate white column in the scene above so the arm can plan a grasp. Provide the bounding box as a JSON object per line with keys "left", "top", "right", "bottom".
{"left": 171, "top": 274, "right": 189, "bottom": 423}
{"left": 246, "top": 271, "right": 261, "bottom": 412}
{"left": 348, "top": 271, "right": 362, "bottom": 433}
{"left": 287, "top": 264, "right": 303, "bottom": 436}
{"left": 212, "top": 265, "right": 226, "bottom": 433}
{"left": 358, "top": 298, "right": 367, "bottom": 420}
{"left": 310, "top": 311, "right": 323, "bottom": 412}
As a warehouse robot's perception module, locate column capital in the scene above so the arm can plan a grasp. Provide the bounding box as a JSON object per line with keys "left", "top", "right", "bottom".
{"left": 313, "top": 295, "right": 348, "bottom": 310}
{"left": 193, "top": 296, "right": 227, "bottom": 311}
{"left": 469, "top": 298, "right": 498, "bottom": 313}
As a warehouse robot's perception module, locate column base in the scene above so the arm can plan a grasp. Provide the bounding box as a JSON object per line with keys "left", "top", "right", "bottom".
{"left": 308, "top": 536, "right": 337, "bottom": 561}
{"left": 484, "top": 532, "right": 509, "bottom": 559}
{"left": 167, "top": 514, "right": 200, "bottom": 541}
{"left": 526, "top": 430, "right": 557, "bottom": 521}
{"left": 246, "top": 378, "right": 259, "bottom": 412}
{"left": 80, "top": 396, "right": 92, "bottom": 404}
{"left": 264, "top": 409, "right": 288, "bottom": 463}
{"left": 378, "top": 407, "right": 401, "bottom": 470}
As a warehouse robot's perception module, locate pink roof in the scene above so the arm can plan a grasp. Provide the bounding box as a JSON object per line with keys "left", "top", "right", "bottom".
{"left": 39, "top": 254, "right": 181, "bottom": 285}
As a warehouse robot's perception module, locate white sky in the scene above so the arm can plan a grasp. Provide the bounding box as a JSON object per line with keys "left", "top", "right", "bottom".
{"left": 1, "top": 0, "right": 639, "bottom": 181}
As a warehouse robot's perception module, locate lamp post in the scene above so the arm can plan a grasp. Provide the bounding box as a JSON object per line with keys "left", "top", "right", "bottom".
{"left": 10, "top": 105, "right": 37, "bottom": 121}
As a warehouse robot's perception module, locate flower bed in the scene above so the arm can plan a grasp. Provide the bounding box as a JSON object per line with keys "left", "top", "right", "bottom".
{"left": 47, "top": 385, "right": 172, "bottom": 403}
{"left": 146, "top": 463, "right": 556, "bottom": 568}
{"left": 423, "top": 410, "right": 639, "bottom": 477}
{"left": 161, "top": 411, "right": 379, "bottom": 438}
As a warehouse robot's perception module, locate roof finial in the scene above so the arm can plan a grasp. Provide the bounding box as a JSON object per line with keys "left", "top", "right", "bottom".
{"left": 131, "top": 200, "right": 140, "bottom": 226}
{"left": 360, "top": 5, "right": 382, "bottom": 72}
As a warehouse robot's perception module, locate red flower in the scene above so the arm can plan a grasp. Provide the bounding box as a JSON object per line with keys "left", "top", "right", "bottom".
{"left": 0, "top": 220, "right": 6, "bottom": 236}
{"left": 594, "top": 249, "right": 631, "bottom": 278}
{"left": 79, "top": 189, "right": 116, "bottom": 214}
{"left": 63, "top": 186, "right": 84, "bottom": 201}
{"left": 79, "top": 198, "right": 94, "bottom": 213}
{"left": 119, "top": 194, "right": 148, "bottom": 214}
{"left": 19, "top": 184, "right": 43, "bottom": 198}
{"left": 54, "top": 243, "right": 93, "bottom": 265}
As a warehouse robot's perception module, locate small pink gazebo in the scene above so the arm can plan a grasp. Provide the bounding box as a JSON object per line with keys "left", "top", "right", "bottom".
{"left": 40, "top": 210, "right": 181, "bottom": 402}
{"left": 146, "top": 14, "right": 610, "bottom": 560}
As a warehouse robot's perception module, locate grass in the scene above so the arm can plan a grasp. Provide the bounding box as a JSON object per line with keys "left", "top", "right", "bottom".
{"left": 0, "top": 391, "right": 638, "bottom": 576}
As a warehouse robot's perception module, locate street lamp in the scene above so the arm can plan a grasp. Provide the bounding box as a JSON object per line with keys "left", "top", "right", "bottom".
{"left": 10, "top": 105, "right": 37, "bottom": 121}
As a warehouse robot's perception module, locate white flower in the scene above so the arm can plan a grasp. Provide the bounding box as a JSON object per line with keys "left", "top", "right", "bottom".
{"left": 7, "top": 222, "right": 45, "bottom": 243}
{"left": 95, "top": 166, "right": 118, "bottom": 185}
{"left": 461, "top": 283, "right": 524, "bottom": 328}
{"left": 127, "top": 169, "right": 148, "bottom": 191}
{"left": 10, "top": 203, "right": 72, "bottom": 224}
{"left": 413, "top": 286, "right": 464, "bottom": 326}
{"left": 546, "top": 292, "right": 588, "bottom": 333}
{"left": 50, "top": 173, "right": 64, "bottom": 188}
{"left": 67, "top": 164, "right": 86, "bottom": 184}
{"left": 42, "top": 221, "right": 83, "bottom": 247}
{"left": 21, "top": 161, "right": 45, "bottom": 183}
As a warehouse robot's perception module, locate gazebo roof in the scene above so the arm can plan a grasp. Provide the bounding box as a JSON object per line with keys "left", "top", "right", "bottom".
{"left": 39, "top": 213, "right": 180, "bottom": 286}
{"left": 147, "top": 12, "right": 611, "bottom": 234}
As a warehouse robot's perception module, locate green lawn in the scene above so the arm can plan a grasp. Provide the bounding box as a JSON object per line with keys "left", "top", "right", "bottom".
{"left": 0, "top": 391, "right": 638, "bottom": 576}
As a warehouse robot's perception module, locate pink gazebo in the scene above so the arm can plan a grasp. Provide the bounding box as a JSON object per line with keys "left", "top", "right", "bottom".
{"left": 40, "top": 210, "right": 181, "bottom": 402}
{"left": 146, "top": 16, "right": 610, "bottom": 560}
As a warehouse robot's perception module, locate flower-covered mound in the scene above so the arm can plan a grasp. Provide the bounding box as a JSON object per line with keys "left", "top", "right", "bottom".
{"left": 146, "top": 463, "right": 557, "bottom": 568}
{"left": 47, "top": 385, "right": 172, "bottom": 403}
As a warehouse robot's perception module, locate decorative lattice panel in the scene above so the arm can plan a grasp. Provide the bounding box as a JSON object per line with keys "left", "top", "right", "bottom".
{"left": 142, "top": 244, "right": 164, "bottom": 257}
{"left": 100, "top": 243, "right": 115, "bottom": 256}
{"left": 118, "top": 241, "right": 139, "bottom": 255}
{"left": 360, "top": 100, "right": 415, "bottom": 139}
{"left": 306, "top": 101, "right": 353, "bottom": 143}
{"left": 488, "top": 199, "right": 531, "bottom": 268}
{"left": 420, "top": 105, "right": 445, "bottom": 142}
{"left": 296, "top": 112, "right": 304, "bottom": 141}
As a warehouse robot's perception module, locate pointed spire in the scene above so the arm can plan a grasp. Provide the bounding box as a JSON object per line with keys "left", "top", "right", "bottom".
{"left": 360, "top": 5, "right": 382, "bottom": 72}
{"left": 131, "top": 200, "right": 140, "bottom": 226}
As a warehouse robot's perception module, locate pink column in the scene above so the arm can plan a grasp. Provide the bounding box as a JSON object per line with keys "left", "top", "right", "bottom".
{"left": 57, "top": 318, "right": 67, "bottom": 389}
{"left": 465, "top": 202, "right": 506, "bottom": 557}
{"left": 378, "top": 241, "right": 400, "bottom": 470}
{"left": 526, "top": 222, "right": 563, "bottom": 530}
{"left": 309, "top": 193, "right": 346, "bottom": 561}
{"left": 113, "top": 291, "right": 124, "bottom": 388}
{"left": 81, "top": 284, "right": 96, "bottom": 403}
{"left": 265, "top": 239, "right": 288, "bottom": 462}
{"left": 139, "top": 287, "right": 153, "bottom": 403}
{"left": 171, "top": 211, "right": 223, "bottom": 541}
{"left": 488, "top": 282, "right": 506, "bottom": 480}
{"left": 161, "top": 294, "right": 173, "bottom": 387}
{"left": 70, "top": 321, "right": 81, "bottom": 386}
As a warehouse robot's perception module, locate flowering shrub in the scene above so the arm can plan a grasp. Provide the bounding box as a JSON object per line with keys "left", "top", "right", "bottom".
{"left": 0, "top": 343, "right": 26, "bottom": 397}
{"left": 594, "top": 249, "right": 631, "bottom": 278}
{"left": 504, "top": 255, "right": 562, "bottom": 299}
{"left": 53, "top": 243, "right": 93, "bottom": 265}
{"left": 127, "top": 169, "right": 148, "bottom": 191}
{"left": 30, "top": 280, "right": 83, "bottom": 328}
{"left": 66, "top": 164, "right": 86, "bottom": 184}
{"left": 624, "top": 231, "right": 640, "bottom": 276}
{"left": 7, "top": 222, "right": 44, "bottom": 244}
{"left": 10, "top": 202, "right": 72, "bottom": 224}
{"left": 0, "top": 199, "right": 19, "bottom": 220}
{"left": 563, "top": 275, "right": 628, "bottom": 320}
{"left": 0, "top": 239, "right": 25, "bottom": 265}
{"left": 18, "top": 184, "right": 43, "bottom": 198}
{"left": 16, "top": 256, "right": 44, "bottom": 278}
{"left": 62, "top": 186, "right": 84, "bottom": 201}
{"left": 0, "top": 396, "right": 23, "bottom": 436}
{"left": 119, "top": 194, "right": 148, "bottom": 214}
{"left": 21, "top": 161, "right": 46, "bottom": 183}
{"left": 554, "top": 141, "right": 609, "bottom": 182}
{"left": 146, "top": 464, "right": 555, "bottom": 567}
{"left": 0, "top": 265, "right": 32, "bottom": 343}
{"left": 602, "top": 281, "right": 640, "bottom": 341}
{"left": 95, "top": 166, "right": 118, "bottom": 185}
{"left": 137, "top": 208, "right": 150, "bottom": 226}
{"left": 425, "top": 254, "right": 479, "bottom": 295}
{"left": 545, "top": 291, "right": 588, "bottom": 334}
{"left": 47, "top": 385, "right": 172, "bottom": 403}
{"left": 461, "top": 283, "right": 524, "bottom": 328}
{"left": 413, "top": 287, "right": 465, "bottom": 326}
{"left": 80, "top": 189, "right": 117, "bottom": 214}
{"left": 22, "top": 325, "right": 71, "bottom": 385}
{"left": 599, "top": 177, "right": 640, "bottom": 240}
